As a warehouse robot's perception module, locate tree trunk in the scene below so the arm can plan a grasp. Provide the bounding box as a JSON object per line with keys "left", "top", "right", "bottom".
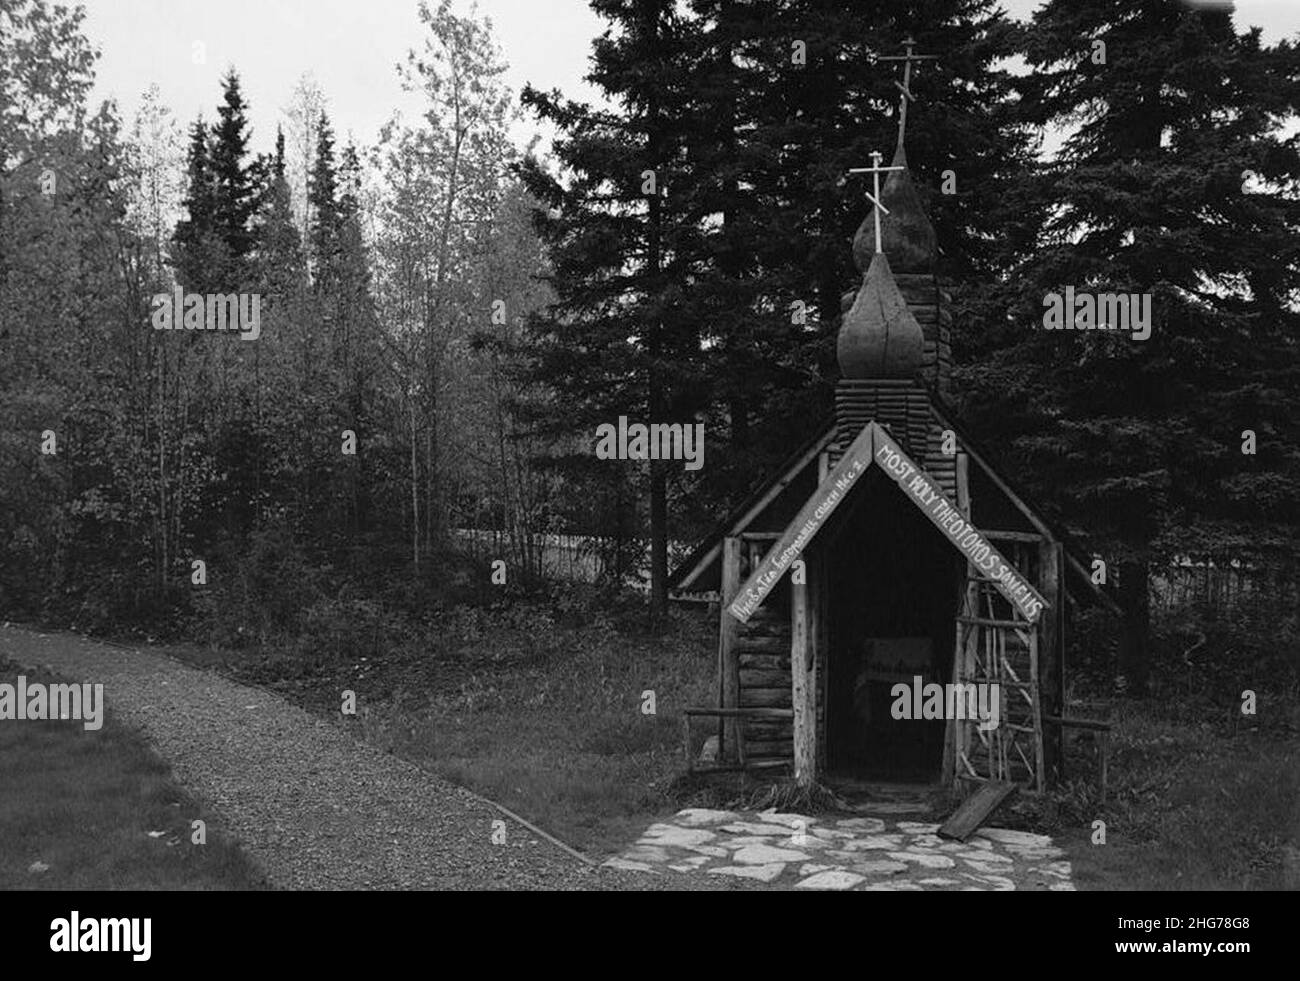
{"left": 1118, "top": 558, "right": 1150, "bottom": 695}
{"left": 729, "top": 397, "right": 749, "bottom": 449}
{"left": 409, "top": 393, "right": 420, "bottom": 572}
{"left": 650, "top": 458, "right": 668, "bottom": 620}
{"left": 645, "top": 67, "right": 668, "bottom": 622}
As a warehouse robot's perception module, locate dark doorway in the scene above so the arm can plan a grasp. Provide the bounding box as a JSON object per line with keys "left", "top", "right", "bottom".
{"left": 825, "top": 467, "right": 963, "bottom": 781}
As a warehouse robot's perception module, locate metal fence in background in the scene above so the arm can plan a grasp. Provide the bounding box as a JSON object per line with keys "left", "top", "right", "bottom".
{"left": 453, "top": 535, "right": 1298, "bottom": 613}
{"left": 451, "top": 528, "right": 695, "bottom": 591}
{"left": 1151, "top": 557, "right": 1299, "bottom": 616}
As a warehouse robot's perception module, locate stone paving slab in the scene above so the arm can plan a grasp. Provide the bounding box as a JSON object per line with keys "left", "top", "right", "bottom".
{"left": 603, "top": 806, "right": 1075, "bottom": 891}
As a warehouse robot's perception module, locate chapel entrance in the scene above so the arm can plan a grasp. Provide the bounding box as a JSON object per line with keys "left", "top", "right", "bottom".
{"left": 825, "top": 467, "right": 963, "bottom": 781}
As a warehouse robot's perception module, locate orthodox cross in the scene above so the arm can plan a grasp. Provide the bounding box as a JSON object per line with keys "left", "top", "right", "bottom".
{"left": 848, "top": 150, "right": 904, "bottom": 254}
{"left": 876, "top": 37, "right": 938, "bottom": 150}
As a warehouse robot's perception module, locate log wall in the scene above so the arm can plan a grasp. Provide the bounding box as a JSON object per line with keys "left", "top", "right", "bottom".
{"left": 736, "top": 607, "right": 794, "bottom": 760}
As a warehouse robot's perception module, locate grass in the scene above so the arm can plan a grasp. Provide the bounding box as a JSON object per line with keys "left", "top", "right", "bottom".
{"left": 97, "top": 579, "right": 1300, "bottom": 885}
{"left": 0, "top": 659, "right": 268, "bottom": 890}
{"left": 349, "top": 602, "right": 720, "bottom": 855}
{"left": 1058, "top": 690, "right": 1300, "bottom": 890}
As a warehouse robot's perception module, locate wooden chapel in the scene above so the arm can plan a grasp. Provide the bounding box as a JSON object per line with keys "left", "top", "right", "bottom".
{"left": 671, "top": 43, "right": 1112, "bottom": 794}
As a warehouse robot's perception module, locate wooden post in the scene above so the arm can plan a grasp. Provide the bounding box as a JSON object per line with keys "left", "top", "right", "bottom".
{"left": 814, "top": 456, "right": 829, "bottom": 774}
{"left": 811, "top": 549, "right": 825, "bottom": 775}
{"left": 683, "top": 713, "right": 693, "bottom": 775}
{"left": 1099, "top": 730, "right": 1109, "bottom": 806}
{"left": 946, "top": 451, "right": 974, "bottom": 787}
{"left": 1039, "top": 539, "right": 1064, "bottom": 783}
{"left": 791, "top": 573, "right": 815, "bottom": 787}
{"left": 720, "top": 536, "right": 742, "bottom": 761}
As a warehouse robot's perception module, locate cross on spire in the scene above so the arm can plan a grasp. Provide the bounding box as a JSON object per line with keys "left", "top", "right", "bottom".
{"left": 877, "top": 37, "right": 938, "bottom": 151}
{"left": 848, "top": 150, "right": 905, "bottom": 255}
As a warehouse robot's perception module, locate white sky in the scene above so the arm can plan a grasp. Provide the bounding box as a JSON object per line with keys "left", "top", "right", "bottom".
{"left": 80, "top": 0, "right": 1300, "bottom": 156}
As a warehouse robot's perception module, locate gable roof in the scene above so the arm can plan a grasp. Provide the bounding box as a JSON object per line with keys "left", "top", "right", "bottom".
{"left": 724, "top": 421, "right": 1049, "bottom": 624}
{"left": 926, "top": 397, "right": 1121, "bottom": 615}
{"left": 669, "top": 424, "right": 833, "bottom": 592}
{"left": 670, "top": 407, "right": 1120, "bottom": 615}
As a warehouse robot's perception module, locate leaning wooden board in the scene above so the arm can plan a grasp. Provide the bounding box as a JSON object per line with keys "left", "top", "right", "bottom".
{"left": 938, "top": 780, "right": 1018, "bottom": 841}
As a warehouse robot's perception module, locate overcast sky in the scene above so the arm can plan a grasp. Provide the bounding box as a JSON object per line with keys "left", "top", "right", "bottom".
{"left": 81, "top": 0, "right": 1300, "bottom": 157}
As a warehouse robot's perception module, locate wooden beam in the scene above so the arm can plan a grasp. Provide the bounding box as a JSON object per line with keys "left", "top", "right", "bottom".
{"left": 791, "top": 576, "right": 815, "bottom": 788}
{"left": 810, "top": 546, "right": 826, "bottom": 775}
{"left": 740, "top": 688, "right": 793, "bottom": 709}
{"left": 1029, "top": 626, "right": 1045, "bottom": 791}
{"left": 956, "top": 452, "right": 970, "bottom": 516}
{"left": 719, "top": 536, "right": 742, "bottom": 761}
{"left": 985, "top": 530, "right": 1045, "bottom": 543}
{"left": 938, "top": 780, "right": 1017, "bottom": 841}
{"left": 956, "top": 615, "right": 1036, "bottom": 629}
{"left": 683, "top": 713, "right": 694, "bottom": 774}
{"left": 684, "top": 707, "right": 794, "bottom": 719}
{"left": 1042, "top": 715, "right": 1111, "bottom": 731}
{"left": 734, "top": 635, "right": 790, "bottom": 655}
{"left": 813, "top": 461, "right": 829, "bottom": 775}
{"left": 1039, "top": 539, "right": 1064, "bottom": 783}
{"left": 946, "top": 451, "right": 973, "bottom": 787}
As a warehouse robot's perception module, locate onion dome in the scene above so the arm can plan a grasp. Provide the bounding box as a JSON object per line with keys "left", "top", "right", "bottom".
{"left": 852, "top": 144, "right": 937, "bottom": 274}
{"left": 836, "top": 250, "right": 924, "bottom": 379}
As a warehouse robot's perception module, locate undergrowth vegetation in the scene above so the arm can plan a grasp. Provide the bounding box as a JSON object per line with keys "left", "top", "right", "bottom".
{"left": 17, "top": 536, "right": 1297, "bottom": 886}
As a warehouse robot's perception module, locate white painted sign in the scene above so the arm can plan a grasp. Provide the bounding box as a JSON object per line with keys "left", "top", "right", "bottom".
{"left": 873, "top": 429, "right": 1046, "bottom": 623}
{"left": 728, "top": 425, "right": 874, "bottom": 622}
{"left": 727, "top": 421, "right": 1049, "bottom": 625}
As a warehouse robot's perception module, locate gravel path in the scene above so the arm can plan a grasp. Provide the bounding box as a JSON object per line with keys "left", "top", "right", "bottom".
{"left": 1, "top": 624, "right": 737, "bottom": 891}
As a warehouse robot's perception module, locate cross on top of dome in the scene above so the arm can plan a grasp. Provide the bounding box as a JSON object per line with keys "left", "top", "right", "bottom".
{"left": 849, "top": 38, "right": 940, "bottom": 274}
{"left": 877, "top": 37, "right": 938, "bottom": 152}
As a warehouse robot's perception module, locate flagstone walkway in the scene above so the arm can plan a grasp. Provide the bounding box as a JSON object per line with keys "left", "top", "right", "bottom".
{"left": 604, "top": 807, "right": 1075, "bottom": 891}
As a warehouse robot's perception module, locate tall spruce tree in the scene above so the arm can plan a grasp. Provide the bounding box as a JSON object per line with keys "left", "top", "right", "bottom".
{"left": 208, "top": 68, "right": 259, "bottom": 284}
{"left": 254, "top": 126, "right": 307, "bottom": 296}
{"left": 521, "top": 0, "right": 703, "bottom": 617}
{"left": 173, "top": 116, "right": 224, "bottom": 290}
{"left": 308, "top": 111, "right": 341, "bottom": 292}
{"left": 522, "top": 0, "right": 1037, "bottom": 610}
{"left": 960, "top": 0, "right": 1300, "bottom": 692}
{"left": 678, "top": 0, "right": 1037, "bottom": 508}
